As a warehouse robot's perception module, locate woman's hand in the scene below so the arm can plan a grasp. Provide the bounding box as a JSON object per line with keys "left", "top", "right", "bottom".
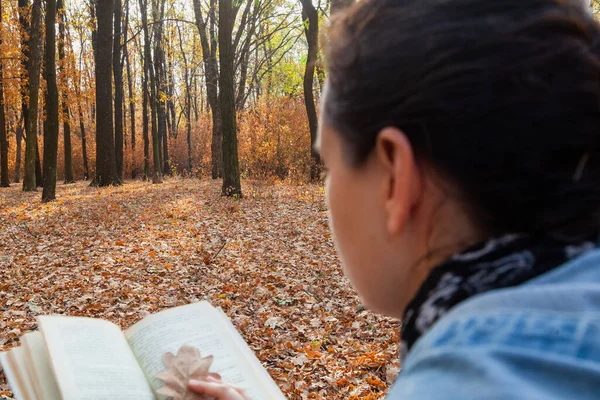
{"left": 188, "top": 376, "right": 251, "bottom": 400}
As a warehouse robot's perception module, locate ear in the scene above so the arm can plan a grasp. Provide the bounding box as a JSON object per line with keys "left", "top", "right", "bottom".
{"left": 374, "top": 127, "right": 421, "bottom": 235}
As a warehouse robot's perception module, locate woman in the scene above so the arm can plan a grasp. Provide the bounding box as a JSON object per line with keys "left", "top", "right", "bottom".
{"left": 192, "top": 0, "right": 600, "bottom": 398}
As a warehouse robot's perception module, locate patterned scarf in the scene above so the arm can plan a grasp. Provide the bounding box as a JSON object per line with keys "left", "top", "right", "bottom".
{"left": 400, "top": 234, "right": 598, "bottom": 360}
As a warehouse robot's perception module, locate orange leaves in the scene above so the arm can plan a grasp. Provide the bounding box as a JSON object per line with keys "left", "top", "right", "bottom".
{"left": 350, "top": 352, "right": 388, "bottom": 369}
{"left": 0, "top": 179, "right": 400, "bottom": 399}
{"left": 366, "top": 376, "right": 386, "bottom": 388}
{"left": 84, "top": 303, "right": 104, "bottom": 312}
{"left": 303, "top": 346, "right": 323, "bottom": 360}
{"left": 335, "top": 377, "right": 349, "bottom": 386}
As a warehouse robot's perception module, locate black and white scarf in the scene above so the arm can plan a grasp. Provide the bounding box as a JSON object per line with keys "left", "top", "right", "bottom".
{"left": 400, "top": 234, "right": 598, "bottom": 360}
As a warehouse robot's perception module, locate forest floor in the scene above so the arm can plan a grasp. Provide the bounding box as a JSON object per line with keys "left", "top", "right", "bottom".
{"left": 0, "top": 178, "right": 400, "bottom": 399}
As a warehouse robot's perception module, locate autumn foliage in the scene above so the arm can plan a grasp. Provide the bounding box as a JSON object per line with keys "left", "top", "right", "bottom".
{"left": 0, "top": 180, "right": 401, "bottom": 399}
{"left": 2, "top": 97, "right": 313, "bottom": 183}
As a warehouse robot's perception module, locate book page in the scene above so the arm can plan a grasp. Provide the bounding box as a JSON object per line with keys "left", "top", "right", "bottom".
{"left": 215, "top": 308, "right": 285, "bottom": 397}
{"left": 22, "top": 331, "right": 61, "bottom": 400}
{"left": 125, "top": 302, "right": 284, "bottom": 399}
{"left": 38, "top": 316, "right": 155, "bottom": 400}
{"left": 0, "top": 348, "right": 37, "bottom": 400}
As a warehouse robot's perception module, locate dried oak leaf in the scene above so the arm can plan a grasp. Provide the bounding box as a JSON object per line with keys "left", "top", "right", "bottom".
{"left": 155, "top": 345, "right": 221, "bottom": 400}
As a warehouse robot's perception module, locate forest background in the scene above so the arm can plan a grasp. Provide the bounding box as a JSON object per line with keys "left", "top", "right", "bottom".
{"left": 0, "top": 0, "right": 346, "bottom": 198}
{"left": 0, "top": 0, "right": 598, "bottom": 399}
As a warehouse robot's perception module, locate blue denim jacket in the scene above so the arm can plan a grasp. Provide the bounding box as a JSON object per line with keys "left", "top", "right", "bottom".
{"left": 387, "top": 249, "right": 600, "bottom": 399}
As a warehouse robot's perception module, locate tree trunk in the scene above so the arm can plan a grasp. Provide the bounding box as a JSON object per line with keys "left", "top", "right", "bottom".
{"left": 78, "top": 103, "right": 89, "bottom": 180}
{"left": 166, "top": 40, "right": 177, "bottom": 139}
{"left": 93, "top": 0, "right": 120, "bottom": 186}
{"left": 139, "top": 0, "right": 159, "bottom": 182}
{"left": 22, "top": 0, "right": 43, "bottom": 191}
{"left": 114, "top": 0, "right": 124, "bottom": 181}
{"left": 177, "top": 26, "right": 193, "bottom": 174}
{"left": 58, "top": 0, "right": 74, "bottom": 184}
{"left": 219, "top": 0, "right": 242, "bottom": 197}
{"left": 236, "top": 49, "right": 251, "bottom": 111}
{"left": 125, "top": 46, "right": 136, "bottom": 178}
{"left": 300, "top": 0, "right": 320, "bottom": 181}
{"left": 18, "top": 0, "right": 29, "bottom": 186}
{"left": 153, "top": 0, "right": 169, "bottom": 176}
{"left": 193, "top": 0, "right": 222, "bottom": 179}
{"left": 193, "top": 60, "right": 200, "bottom": 119}
{"left": 61, "top": 106, "right": 74, "bottom": 183}
{"left": 42, "top": 0, "right": 60, "bottom": 202}
{"left": 123, "top": 0, "right": 135, "bottom": 173}
{"left": 73, "top": 37, "right": 90, "bottom": 181}
{"left": 235, "top": 5, "right": 259, "bottom": 111}
{"left": 233, "top": 0, "right": 257, "bottom": 111}
{"left": 35, "top": 137, "right": 42, "bottom": 187}
{"left": 0, "top": 0, "right": 8, "bottom": 188}
{"left": 142, "top": 67, "right": 150, "bottom": 180}
{"left": 14, "top": 122, "right": 23, "bottom": 183}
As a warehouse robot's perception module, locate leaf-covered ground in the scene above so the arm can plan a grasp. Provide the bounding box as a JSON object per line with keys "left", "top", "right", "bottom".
{"left": 0, "top": 179, "right": 400, "bottom": 399}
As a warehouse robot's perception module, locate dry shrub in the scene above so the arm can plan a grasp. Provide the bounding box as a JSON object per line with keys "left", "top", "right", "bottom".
{"left": 169, "top": 97, "right": 312, "bottom": 182}
{"left": 169, "top": 113, "right": 212, "bottom": 177}
{"left": 3, "top": 97, "right": 313, "bottom": 183}
{"left": 238, "top": 97, "right": 312, "bottom": 182}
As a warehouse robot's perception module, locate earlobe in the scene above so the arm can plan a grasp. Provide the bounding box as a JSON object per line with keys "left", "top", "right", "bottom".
{"left": 375, "top": 127, "right": 418, "bottom": 235}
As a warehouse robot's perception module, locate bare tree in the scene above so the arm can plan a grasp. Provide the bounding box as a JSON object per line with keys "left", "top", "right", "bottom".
{"left": 234, "top": 0, "right": 260, "bottom": 111}
{"left": 71, "top": 29, "right": 90, "bottom": 181}
{"left": 193, "top": 0, "right": 222, "bottom": 179}
{"left": 114, "top": 0, "right": 125, "bottom": 180}
{"left": 123, "top": 0, "right": 137, "bottom": 178}
{"left": 152, "top": 0, "right": 169, "bottom": 176}
{"left": 0, "top": 0, "right": 8, "bottom": 188}
{"left": 42, "top": 0, "right": 60, "bottom": 202}
{"left": 58, "top": 0, "right": 74, "bottom": 184}
{"left": 299, "top": 0, "right": 320, "bottom": 181}
{"left": 21, "top": 0, "right": 43, "bottom": 191}
{"left": 13, "top": 117, "right": 23, "bottom": 183}
{"left": 93, "top": 0, "right": 121, "bottom": 186}
{"left": 177, "top": 25, "right": 193, "bottom": 174}
{"left": 220, "top": 0, "right": 242, "bottom": 196}
{"left": 137, "top": 35, "right": 151, "bottom": 180}
{"left": 139, "top": 0, "right": 162, "bottom": 183}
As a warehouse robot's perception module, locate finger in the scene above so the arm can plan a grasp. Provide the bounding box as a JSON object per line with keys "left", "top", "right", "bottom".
{"left": 202, "top": 377, "right": 245, "bottom": 394}
{"left": 188, "top": 380, "right": 246, "bottom": 399}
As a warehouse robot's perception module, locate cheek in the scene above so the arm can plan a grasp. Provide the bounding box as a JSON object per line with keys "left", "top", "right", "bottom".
{"left": 325, "top": 172, "right": 354, "bottom": 253}
{"left": 326, "top": 169, "right": 375, "bottom": 278}
{"left": 326, "top": 167, "right": 404, "bottom": 313}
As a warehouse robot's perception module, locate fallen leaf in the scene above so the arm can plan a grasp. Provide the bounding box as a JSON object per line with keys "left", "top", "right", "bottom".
{"left": 385, "top": 365, "right": 400, "bottom": 384}
{"left": 155, "top": 345, "right": 221, "bottom": 400}
{"left": 0, "top": 180, "right": 401, "bottom": 399}
{"left": 265, "top": 316, "right": 284, "bottom": 329}
{"left": 291, "top": 354, "right": 309, "bottom": 366}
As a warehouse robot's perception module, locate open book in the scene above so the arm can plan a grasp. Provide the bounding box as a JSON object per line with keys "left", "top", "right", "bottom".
{"left": 0, "top": 301, "right": 285, "bottom": 400}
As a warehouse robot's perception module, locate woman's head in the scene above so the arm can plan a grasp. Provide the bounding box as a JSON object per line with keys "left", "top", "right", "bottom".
{"left": 320, "top": 0, "right": 600, "bottom": 316}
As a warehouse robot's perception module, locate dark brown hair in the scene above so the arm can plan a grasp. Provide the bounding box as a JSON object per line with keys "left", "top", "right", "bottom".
{"left": 324, "top": 0, "right": 600, "bottom": 238}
